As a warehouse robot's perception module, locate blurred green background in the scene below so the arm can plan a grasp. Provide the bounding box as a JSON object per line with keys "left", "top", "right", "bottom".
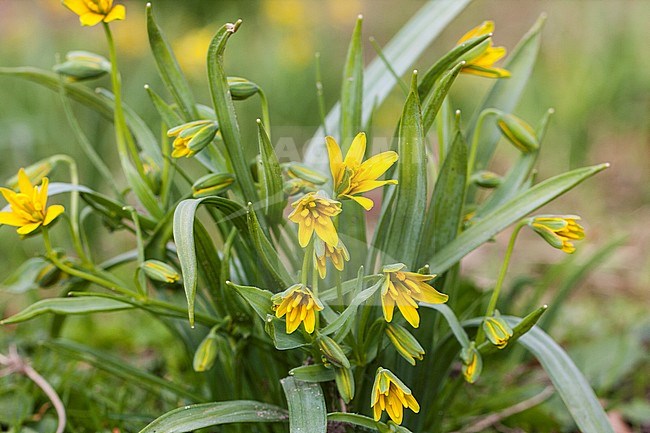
{"left": 0, "top": 0, "right": 648, "bottom": 429}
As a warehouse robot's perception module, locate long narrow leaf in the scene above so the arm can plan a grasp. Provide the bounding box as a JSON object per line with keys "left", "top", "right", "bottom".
{"left": 1, "top": 297, "right": 133, "bottom": 324}
{"left": 257, "top": 120, "right": 285, "bottom": 226}
{"left": 280, "top": 377, "right": 327, "bottom": 433}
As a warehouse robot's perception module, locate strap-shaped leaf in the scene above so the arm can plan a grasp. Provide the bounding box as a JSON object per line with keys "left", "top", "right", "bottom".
{"left": 257, "top": 120, "right": 285, "bottom": 226}
{"left": 207, "top": 21, "right": 258, "bottom": 202}
{"left": 281, "top": 377, "right": 327, "bottom": 433}
{"left": 247, "top": 205, "right": 293, "bottom": 287}
{"left": 469, "top": 15, "right": 546, "bottom": 173}
{"left": 427, "top": 163, "right": 608, "bottom": 274}
{"left": 320, "top": 278, "right": 381, "bottom": 340}
{"left": 1, "top": 297, "right": 132, "bottom": 324}
{"left": 138, "top": 400, "right": 288, "bottom": 433}
{"left": 420, "top": 303, "right": 470, "bottom": 348}
{"left": 227, "top": 281, "right": 273, "bottom": 321}
{"left": 146, "top": 3, "right": 198, "bottom": 120}
{"left": 383, "top": 73, "right": 427, "bottom": 268}
{"left": 289, "top": 365, "right": 336, "bottom": 383}
{"left": 340, "top": 15, "right": 363, "bottom": 149}
{"left": 303, "top": 0, "right": 471, "bottom": 172}
{"left": 173, "top": 196, "right": 248, "bottom": 326}
{"left": 417, "top": 131, "right": 467, "bottom": 266}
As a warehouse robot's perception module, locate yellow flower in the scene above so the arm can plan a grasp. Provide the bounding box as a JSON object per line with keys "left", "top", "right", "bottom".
{"left": 0, "top": 169, "right": 64, "bottom": 235}
{"left": 371, "top": 368, "right": 420, "bottom": 425}
{"left": 381, "top": 264, "right": 449, "bottom": 328}
{"left": 167, "top": 120, "right": 219, "bottom": 158}
{"left": 288, "top": 191, "right": 341, "bottom": 248}
{"left": 62, "top": 0, "right": 125, "bottom": 27}
{"left": 326, "top": 132, "right": 398, "bottom": 211}
{"left": 482, "top": 312, "right": 513, "bottom": 349}
{"left": 460, "top": 342, "right": 482, "bottom": 384}
{"left": 457, "top": 21, "right": 510, "bottom": 78}
{"left": 272, "top": 284, "right": 324, "bottom": 334}
{"left": 313, "top": 238, "right": 349, "bottom": 279}
{"left": 529, "top": 215, "right": 585, "bottom": 254}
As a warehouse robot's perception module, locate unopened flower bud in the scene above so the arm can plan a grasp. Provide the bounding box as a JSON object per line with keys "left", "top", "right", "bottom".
{"left": 283, "top": 178, "right": 317, "bottom": 197}
{"left": 386, "top": 323, "right": 424, "bottom": 365}
{"left": 193, "top": 326, "right": 220, "bottom": 372}
{"left": 167, "top": 120, "right": 218, "bottom": 158}
{"left": 497, "top": 113, "right": 539, "bottom": 153}
{"left": 192, "top": 173, "right": 235, "bottom": 198}
{"left": 141, "top": 260, "right": 180, "bottom": 284}
{"left": 5, "top": 161, "right": 54, "bottom": 190}
{"left": 227, "top": 76, "right": 260, "bottom": 100}
{"left": 317, "top": 334, "right": 350, "bottom": 369}
{"left": 53, "top": 51, "right": 111, "bottom": 81}
{"left": 528, "top": 215, "right": 585, "bottom": 254}
{"left": 36, "top": 261, "right": 64, "bottom": 288}
{"left": 335, "top": 367, "right": 355, "bottom": 403}
{"left": 483, "top": 311, "right": 513, "bottom": 349}
{"left": 461, "top": 342, "right": 482, "bottom": 383}
{"left": 283, "top": 162, "right": 328, "bottom": 185}
{"left": 471, "top": 170, "right": 503, "bottom": 188}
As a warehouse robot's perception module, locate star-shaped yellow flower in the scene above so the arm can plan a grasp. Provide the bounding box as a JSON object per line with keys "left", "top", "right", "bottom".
{"left": 0, "top": 169, "right": 64, "bottom": 235}
{"left": 63, "top": 0, "right": 126, "bottom": 27}
{"left": 326, "top": 132, "right": 398, "bottom": 211}
{"left": 272, "top": 284, "right": 324, "bottom": 334}
{"left": 381, "top": 263, "right": 448, "bottom": 328}
{"left": 288, "top": 191, "right": 341, "bottom": 247}
{"left": 457, "top": 21, "right": 510, "bottom": 78}
{"left": 371, "top": 368, "right": 420, "bottom": 425}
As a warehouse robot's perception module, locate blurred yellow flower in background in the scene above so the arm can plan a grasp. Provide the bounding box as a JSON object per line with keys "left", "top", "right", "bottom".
{"left": 457, "top": 21, "right": 510, "bottom": 78}
{"left": 272, "top": 284, "right": 324, "bottom": 334}
{"left": 371, "top": 367, "right": 420, "bottom": 425}
{"left": 62, "top": 0, "right": 125, "bottom": 27}
{"left": 0, "top": 169, "right": 64, "bottom": 235}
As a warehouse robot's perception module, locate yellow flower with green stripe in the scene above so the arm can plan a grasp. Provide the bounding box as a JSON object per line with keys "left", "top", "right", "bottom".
{"left": 288, "top": 191, "right": 341, "bottom": 247}
{"left": 272, "top": 284, "right": 324, "bottom": 334}
{"left": 62, "top": 0, "right": 126, "bottom": 27}
{"left": 457, "top": 21, "right": 510, "bottom": 78}
{"left": 326, "top": 132, "right": 398, "bottom": 211}
{"left": 313, "top": 238, "right": 349, "bottom": 279}
{"left": 381, "top": 264, "right": 448, "bottom": 328}
{"left": 0, "top": 169, "right": 64, "bottom": 235}
{"left": 529, "top": 215, "right": 585, "bottom": 254}
{"left": 371, "top": 368, "right": 420, "bottom": 425}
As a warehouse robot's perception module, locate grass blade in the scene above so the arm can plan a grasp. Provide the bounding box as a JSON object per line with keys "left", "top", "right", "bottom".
{"left": 1, "top": 297, "right": 132, "bottom": 324}
{"left": 281, "top": 377, "right": 327, "bottom": 433}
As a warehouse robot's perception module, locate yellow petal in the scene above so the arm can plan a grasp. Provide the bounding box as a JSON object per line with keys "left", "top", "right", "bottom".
{"left": 17, "top": 222, "right": 42, "bottom": 235}
{"left": 350, "top": 179, "right": 396, "bottom": 195}
{"left": 79, "top": 12, "right": 105, "bottom": 26}
{"left": 17, "top": 168, "right": 34, "bottom": 196}
{"left": 0, "top": 211, "right": 27, "bottom": 227}
{"left": 303, "top": 309, "right": 316, "bottom": 333}
{"left": 413, "top": 285, "right": 449, "bottom": 304}
{"left": 313, "top": 217, "right": 338, "bottom": 247}
{"left": 357, "top": 151, "right": 398, "bottom": 181}
{"left": 373, "top": 403, "right": 382, "bottom": 421}
{"left": 345, "top": 194, "right": 374, "bottom": 211}
{"left": 473, "top": 46, "right": 507, "bottom": 67}
{"left": 43, "top": 205, "right": 65, "bottom": 226}
{"left": 462, "top": 65, "right": 510, "bottom": 78}
{"left": 104, "top": 4, "right": 126, "bottom": 22}
{"left": 325, "top": 136, "right": 343, "bottom": 185}
{"left": 398, "top": 301, "right": 420, "bottom": 328}
{"left": 382, "top": 293, "right": 395, "bottom": 322}
{"left": 406, "top": 394, "right": 420, "bottom": 412}
{"left": 457, "top": 20, "right": 494, "bottom": 45}
{"left": 39, "top": 177, "right": 49, "bottom": 209}
{"left": 343, "top": 132, "right": 366, "bottom": 167}
{"left": 62, "top": 0, "right": 91, "bottom": 15}
{"left": 298, "top": 223, "right": 314, "bottom": 247}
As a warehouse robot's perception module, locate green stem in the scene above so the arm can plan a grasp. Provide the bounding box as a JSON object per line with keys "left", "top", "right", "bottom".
{"left": 258, "top": 88, "right": 271, "bottom": 136}
{"left": 103, "top": 23, "right": 144, "bottom": 175}
{"left": 125, "top": 207, "right": 147, "bottom": 297}
{"left": 314, "top": 53, "right": 328, "bottom": 136}
{"left": 476, "top": 221, "right": 525, "bottom": 344}
{"left": 300, "top": 240, "right": 314, "bottom": 286}
{"left": 54, "top": 155, "right": 89, "bottom": 263}
{"left": 467, "top": 108, "right": 501, "bottom": 180}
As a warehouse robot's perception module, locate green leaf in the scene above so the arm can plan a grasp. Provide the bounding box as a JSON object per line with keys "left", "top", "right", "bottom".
{"left": 207, "top": 21, "right": 258, "bottom": 202}
{"left": 0, "top": 392, "right": 33, "bottom": 426}
{"left": 257, "top": 120, "right": 286, "bottom": 226}
{"left": 469, "top": 15, "right": 546, "bottom": 173}
{"left": 383, "top": 73, "right": 427, "bottom": 268}
{"left": 303, "top": 0, "right": 472, "bottom": 172}
{"left": 46, "top": 339, "right": 204, "bottom": 403}
{"left": 340, "top": 15, "right": 363, "bottom": 149}
{"left": 427, "top": 163, "right": 609, "bottom": 274}
{"left": 1, "top": 297, "right": 133, "bottom": 324}
{"left": 266, "top": 316, "right": 309, "bottom": 350}
{"left": 289, "top": 364, "right": 336, "bottom": 383}
{"left": 327, "top": 413, "right": 411, "bottom": 433}
{"left": 173, "top": 196, "right": 249, "bottom": 326}
{"left": 146, "top": 3, "right": 198, "bottom": 120}
{"left": 417, "top": 131, "right": 467, "bottom": 266}
{"left": 280, "top": 377, "right": 327, "bottom": 433}
{"left": 247, "top": 205, "right": 293, "bottom": 287}
{"left": 320, "top": 278, "right": 381, "bottom": 339}
{"left": 124, "top": 159, "right": 164, "bottom": 220}
{"left": 227, "top": 282, "right": 273, "bottom": 321}
{"left": 145, "top": 84, "right": 183, "bottom": 128}
{"left": 421, "top": 303, "right": 470, "bottom": 348}
{"left": 138, "top": 400, "right": 288, "bottom": 433}
{"left": 421, "top": 61, "right": 464, "bottom": 134}
{"left": 1, "top": 258, "right": 49, "bottom": 293}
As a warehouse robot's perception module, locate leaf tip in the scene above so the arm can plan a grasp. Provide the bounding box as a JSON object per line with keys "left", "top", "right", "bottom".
{"left": 144, "top": 84, "right": 150, "bottom": 90}
{"left": 256, "top": 118, "right": 262, "bottom": 125}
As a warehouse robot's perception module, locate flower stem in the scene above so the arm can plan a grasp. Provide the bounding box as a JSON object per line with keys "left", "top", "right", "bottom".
{"left": 467, "top": 108, "right": 501, "bottom": 180}
{"left": 301, "top": 239, "right": 314, "bottom": 286}
{"left": 54, "top": 155, "right": 89, "bottom": 263}
{"left": 476, "top": 221, "right": 525, "bottom": 344}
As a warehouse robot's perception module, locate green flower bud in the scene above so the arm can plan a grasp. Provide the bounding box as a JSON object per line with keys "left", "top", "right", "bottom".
{"left": 385, "top": 323, "right": 425, "bottom": 365}
{"left": 497, "top": 113, "right": 539, "bottom": 153}
{"left": 168, "top": 120, "right": 218, "bottom": 158}
{"left": 317, "top": 334, "right": 350, "bottom": 369}
{"left": 283, "top": 162, "right": 328, "bottom": 185}
{"left": 193, "top": 326, "right": 220, "bottom": 372}
{"left": 461, "top": 342, "right": 482, "bottom": 384}
{"left": 528, "top": 215, "right": 585, "bottom": 254}
{"left": 5, "top": 160, "right": 54, "bottom": 190}
{"left": 53, "top": 51, "right": 111, "bottom": 81}
{"left": 192, "top": 173, "right": 235, "bottom": 198}
{"left": 334, "top": 367, "right": 355, "bottom": 404}
{"left": 227, "top": 76, "right": 260, "bottom": 100}
{"left": 471, "top": 170, "right": 503, "bottom": 188}
{"left": 141, "top": 260, "right": 180, "bottom": 284}
{"left": 482, "top": 311, "right": 513, "bottom": 349}
{"left": 36, "top": 261, "right": 64, "bottom": 288}
{"left": 283, "top": 178, "right": 317, "bottom": 197}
